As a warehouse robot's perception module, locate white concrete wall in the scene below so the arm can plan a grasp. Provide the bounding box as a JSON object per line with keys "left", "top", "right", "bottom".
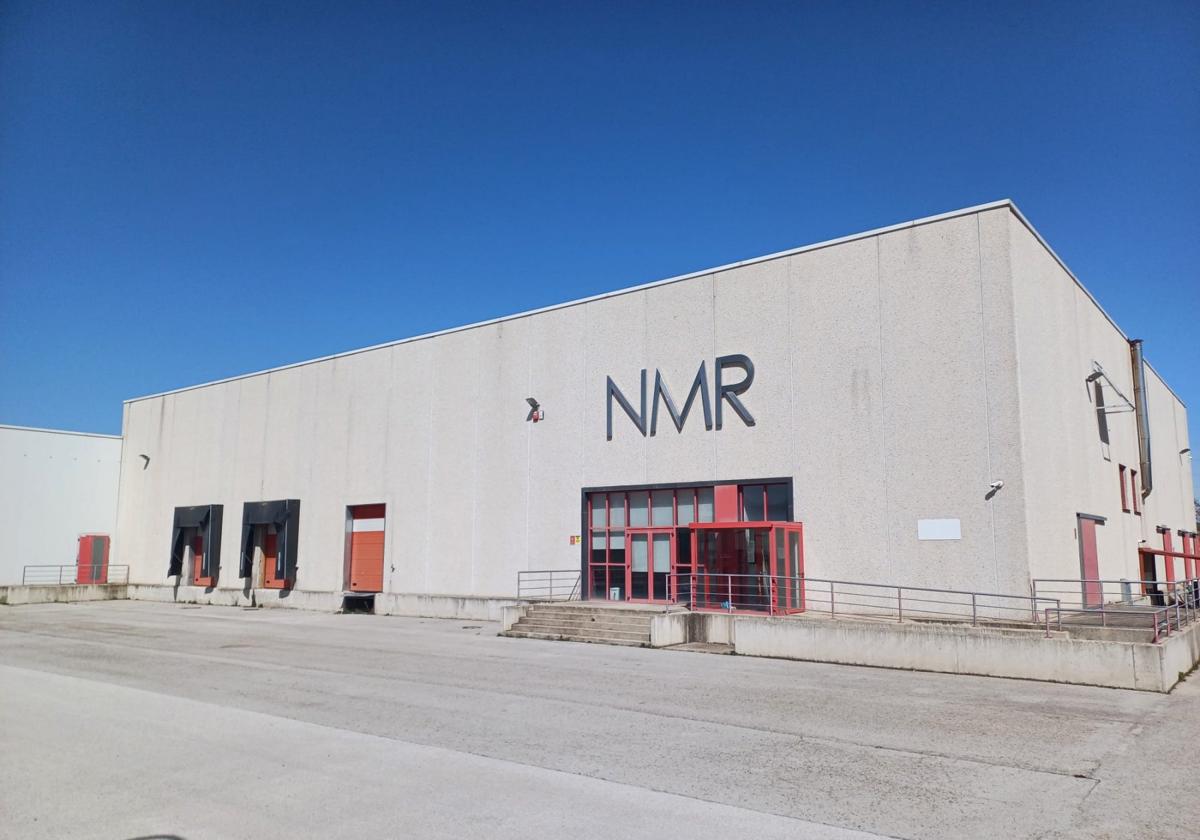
{"left": 112, "top": 202, "right": 1189, "bottom": 606}
{"left": 731, "top": 614, "right": 1198, "bottom": 692}
{"left": 1007, "top": 216, "right": 1195, "bottom": 589}
{"left": 0, "top": 426, "right": 122, "bottom": 585}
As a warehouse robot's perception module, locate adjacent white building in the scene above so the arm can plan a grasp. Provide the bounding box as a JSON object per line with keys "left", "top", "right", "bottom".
{"left": 109, "top": 200, "right": 1195, "bottom": 615}
{"left": 0, "top": 425, "right": 122, "bottom": 585}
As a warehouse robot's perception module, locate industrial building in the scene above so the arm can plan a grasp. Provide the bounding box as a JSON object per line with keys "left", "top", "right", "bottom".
{"left": 0, "top": 425, "right": 121, "bottom": 586}
{"left": 107, "top": 200, "right": 1195, "bottom": 617}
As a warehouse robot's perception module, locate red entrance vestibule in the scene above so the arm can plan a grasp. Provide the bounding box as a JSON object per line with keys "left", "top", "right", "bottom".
{"left": 585, "top": 481, "right": 803, "bottom": 612}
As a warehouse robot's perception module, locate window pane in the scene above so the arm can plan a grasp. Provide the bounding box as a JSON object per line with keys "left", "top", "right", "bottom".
{"left": 677, "top": 490, "right": 695, "bottom": 526}
{"left": 631, "top": 534, "right": 648, "bottom": 572}
{"left": 629, "top": 491, "right": 649, "bottom": 526}
{"left": 591, "top": 533, "right": 606, "bottom": 565}
{"left": 609, "top": 531, "right": 626, "bottom": 565}
{"left": 652, "top": 490, "right": 673, "bottom": 526}
{"left": 652, "top": 533, "right": 671, "bottom": 572}
{"left": 697, "top": 488, "right": 714, "bottom": 522}
{"left": 767, "top": 484, "right": 789, "bottom": 521}
{"left": 590, "top": 494, "right": 606, "bottom": 527}
{"left": 743, "top": 485, "right": 765, "bottom": 520}
{"left": 591, "top": 567, "right": 608, "bottom": 599}
{"left": 609, "top": 494, "right": 626, "bottom": 527}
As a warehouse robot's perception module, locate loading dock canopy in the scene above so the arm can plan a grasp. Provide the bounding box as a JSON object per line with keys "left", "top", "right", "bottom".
{"left": 239, "top": 499, "right": 300, "bottom": 581}
{"left": 169, "top": 505, "right": 223, "bottom": 578}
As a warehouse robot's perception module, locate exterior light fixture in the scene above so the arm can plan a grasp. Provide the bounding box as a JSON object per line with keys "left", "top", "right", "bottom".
{"left": 525, "top": 398, "right": 544, "bottom": 423}
{"left": 1085, "top": 370, "right": 1104, "bottom": 383}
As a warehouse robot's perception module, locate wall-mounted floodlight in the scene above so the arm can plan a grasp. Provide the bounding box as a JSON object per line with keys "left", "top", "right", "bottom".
{"left": 525, "top": 398, "right": 544, "bottom": 423}
{"left": 1085, "top": 370, "right": 1104, "bottom": 383}
{"left": 138, "top": 454, "right": 151, "bottom": 470}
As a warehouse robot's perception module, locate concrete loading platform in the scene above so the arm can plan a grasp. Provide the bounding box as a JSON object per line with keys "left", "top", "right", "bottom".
{"left": 502, "top": 601, "right": 1200, "bottom": 692}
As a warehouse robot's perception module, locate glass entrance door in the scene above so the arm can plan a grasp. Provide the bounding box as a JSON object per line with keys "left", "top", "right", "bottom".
{"left": 626, "top": 528, "right": 674, "bottom": 602}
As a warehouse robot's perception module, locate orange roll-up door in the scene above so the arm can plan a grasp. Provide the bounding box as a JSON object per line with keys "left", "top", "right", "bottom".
{"left": 349, "top": 505, "right": 386, "bottom": 592}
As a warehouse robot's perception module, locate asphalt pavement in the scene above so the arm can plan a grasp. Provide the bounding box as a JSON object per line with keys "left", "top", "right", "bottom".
{"left": 1, "top": 601, "right": 1196, "bottom": 839}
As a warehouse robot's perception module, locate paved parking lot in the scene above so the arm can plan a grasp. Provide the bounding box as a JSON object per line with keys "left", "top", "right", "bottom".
{"left": 1, "top": 601, "right": 1197, "bottom": 839}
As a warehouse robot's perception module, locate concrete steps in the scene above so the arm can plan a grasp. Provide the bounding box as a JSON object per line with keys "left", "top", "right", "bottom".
{"left": 502, "top": 603, "right": 656, "bottom": 647}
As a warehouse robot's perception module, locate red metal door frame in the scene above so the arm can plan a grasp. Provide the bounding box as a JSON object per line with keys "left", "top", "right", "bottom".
{"left": 624, "top": 527, "right": 676, "bottom": 603}
{"left": 1077, "top": 514, "right": 1103, "bottom": 607}
{"left": 75, "top": 535, "right": 110, "bottom": 584}
{"left": 775, "top": 523, "right": 805, "bottom": 613}
{"left": 687, "top": 522, "right": 806, "bottom": 614}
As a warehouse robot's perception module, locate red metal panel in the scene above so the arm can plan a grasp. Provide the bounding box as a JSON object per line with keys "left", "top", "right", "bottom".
{"left": 192, "top": 533, "right": 214, "bottom": 587}
{"left": 351, "top": 504, "right": 386, "bottom": 520}
{"left": 713, "top": 484, "right": 739, "bottom": 522}
{"left": 75, "top": 536, "right": 93, "bottom": 584}
{"left": 1077, "top": 517, "right": 1102, "bottom": 607}
{"left": 263, "top": 532, "right": 284, "bottom": 589}
{"left": 349, "top": 532, "right": 385, "bottom": 592}
{"left": 1162, "top": 530, "right": 1175, "bottom": 583}
{"left": 75, "top": 535, "right": 110, "bottom": 584}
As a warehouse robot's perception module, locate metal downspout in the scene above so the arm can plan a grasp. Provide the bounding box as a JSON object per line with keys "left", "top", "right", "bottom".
{"left": 1129, "top": 339, "right": 1153, "bottom": 497}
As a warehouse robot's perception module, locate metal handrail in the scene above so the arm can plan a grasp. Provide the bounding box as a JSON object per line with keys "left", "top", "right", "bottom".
{"left": 670, "top": 572, "right": 1058, "bottom": 626}
{"left": 1032, "top": 577, "right": 1199, "bottom": 611}
{"left": 517, "top": 569, "right": 581, "bottom": 601}
{"left": 21, "top": 565, "right": 130, "bottom": 586}
{"left": 1044, "top": 605, "right": 1181, "bottom": 643}
{"left": 1033, "top": 577, "right": 1200, "bottom": 641}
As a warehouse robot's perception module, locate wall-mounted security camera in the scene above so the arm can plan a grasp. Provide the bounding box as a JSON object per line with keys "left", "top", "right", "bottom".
{"left": 988, "top": 480, "right": 1004, "bottom": 491}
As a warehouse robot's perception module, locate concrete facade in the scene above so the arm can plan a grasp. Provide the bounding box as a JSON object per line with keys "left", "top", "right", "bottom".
{"left": 0, "top": 425, "right": 122, "bottom": 585}
{"left": 646, "top": 610, "right": 1200, "bottom": 693}
{"left": 112, "top": 201, "right": 1194, "bottom": 605}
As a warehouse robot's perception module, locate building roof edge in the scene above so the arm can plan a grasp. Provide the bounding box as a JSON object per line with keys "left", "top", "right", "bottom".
{"left": 122, "top": 198, "right": 1184, "bottom": 409}
{"left": 0, "top": 423, "right": 122, "bottom": 440}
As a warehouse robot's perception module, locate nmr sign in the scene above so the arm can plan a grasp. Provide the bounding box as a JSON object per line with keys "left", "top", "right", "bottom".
{"left": 606, "top": 354, "right": 755, "bottom": 440}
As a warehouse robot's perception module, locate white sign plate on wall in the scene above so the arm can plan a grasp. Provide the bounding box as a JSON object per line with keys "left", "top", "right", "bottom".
{"left": 917, "top": 518, "right": 961, "bottom": 540}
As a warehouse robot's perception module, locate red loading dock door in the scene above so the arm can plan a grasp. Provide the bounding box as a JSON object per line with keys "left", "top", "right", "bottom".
{"left": 262, "top": 532, "right": 284, "bottom": 589}
{"left": 192, "top": 532, "right": 215, "bottom": 587}
{"left": 349, "top": 504, "right": 385, "bottom": 592}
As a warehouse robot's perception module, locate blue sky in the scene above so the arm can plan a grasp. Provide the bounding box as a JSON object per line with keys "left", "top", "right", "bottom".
{"left": 1, "top": 1, "right": 1197, "bottom": 489}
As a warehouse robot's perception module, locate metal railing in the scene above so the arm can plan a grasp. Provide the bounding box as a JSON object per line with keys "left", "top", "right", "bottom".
{"left": 21, "top": 565, "right": 130, "bottom": 586}
{"left": 517, "top": 569, "right": 580, "bottom": 601}
{"left": 671, "top": 572, "right": 1059, "bottom": 626}
{"left": 1032, "top": 577, "right": 1199, "bottom": 610}
{"left": 1033, "top": 578, "right": 1199, "bottom": 641}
